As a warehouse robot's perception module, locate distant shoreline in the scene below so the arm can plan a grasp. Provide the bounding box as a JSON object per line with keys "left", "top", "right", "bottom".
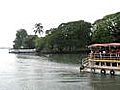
{"left": 9, "top": 48, "right": 90, "bottom": 54}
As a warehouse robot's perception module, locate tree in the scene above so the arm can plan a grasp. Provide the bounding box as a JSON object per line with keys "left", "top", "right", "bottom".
{"left": 34, "top": 37, "right": 45, "bottom": 51}
{"left": 24, "top": 35, "right": 38, "bottom": 49}
{"left": 92, "top": 12, "right": 120, "bottom": 43}
{"left": 33, "top": 23, "right": 43, "bottom": 36}
{"left": 13, "top": 29, "right": 28, "bottom": 49}
{"left": 57, "top": 20, "right": 92, "bottom": 51}
{"left": 45, "top": 20, "right": 92, "bottom": 52}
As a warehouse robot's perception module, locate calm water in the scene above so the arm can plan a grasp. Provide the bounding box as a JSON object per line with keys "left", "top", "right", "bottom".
{"left": 0, "top": 49, "right": 120, "bottom": 90}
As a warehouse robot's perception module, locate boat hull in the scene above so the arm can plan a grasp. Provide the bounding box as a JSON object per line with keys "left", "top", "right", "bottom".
{"left": 81, "top": 67, "right": 120, "bottom": 75}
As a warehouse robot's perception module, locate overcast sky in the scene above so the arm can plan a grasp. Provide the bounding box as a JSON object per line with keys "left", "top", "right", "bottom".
{"left": 0, "top": 0, "right": 119, "bottom": 47}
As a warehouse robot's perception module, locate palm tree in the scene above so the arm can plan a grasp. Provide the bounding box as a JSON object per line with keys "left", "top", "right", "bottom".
{"left": 33, "top": 23, "right": 43, "bottom": 36}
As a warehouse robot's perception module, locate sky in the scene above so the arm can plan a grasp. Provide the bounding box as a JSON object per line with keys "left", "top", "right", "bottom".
{"left": 0, "top": 0, "right": 120, "bottom": 47}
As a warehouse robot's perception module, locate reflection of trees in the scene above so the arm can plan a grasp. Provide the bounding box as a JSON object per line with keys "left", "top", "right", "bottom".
{"left": 47, "top": 54, "right": 87, "bottom": 64}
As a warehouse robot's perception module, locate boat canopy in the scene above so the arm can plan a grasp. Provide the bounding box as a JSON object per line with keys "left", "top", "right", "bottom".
{"left": 88, "top": 43, "right": 120, "bottom": 48}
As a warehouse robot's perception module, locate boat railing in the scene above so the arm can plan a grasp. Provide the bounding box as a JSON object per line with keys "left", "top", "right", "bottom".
{"left": 88, "top": 53, "right": 120, "bottom": 60}
{"left": 82, "top": 58, "right": 89, "bottom": 67}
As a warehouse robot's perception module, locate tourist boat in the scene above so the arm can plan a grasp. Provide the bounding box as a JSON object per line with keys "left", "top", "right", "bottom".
{"left": 80, "top": 43, "right": 120, "bottom": 75}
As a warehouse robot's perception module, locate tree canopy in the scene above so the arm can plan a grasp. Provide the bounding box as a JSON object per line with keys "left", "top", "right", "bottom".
{"left": 13, "top": 29, "right": 37, "bottom": 49}
{"left": 13, "top": 29, "right": 28, "bottom": 49}
{"left": 44, "top": 20, "right": 92, "bottom": 52}
{"left": 92, "top": 12, "right": 120, "bottom": 43}
{"left": 13, "top": 12, "right": 120, "bottom": 53}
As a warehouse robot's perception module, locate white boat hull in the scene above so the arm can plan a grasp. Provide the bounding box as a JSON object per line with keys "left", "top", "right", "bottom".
{"left": 81, "top": 67, "right": 120, "bottom": 75}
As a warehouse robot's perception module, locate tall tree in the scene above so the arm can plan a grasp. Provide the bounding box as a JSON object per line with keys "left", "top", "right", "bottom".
{"left": 45, "top": 20, "right": 92, "bottom": 52}
{"left": 33, "top": 23, "right": 43, "bottom": 36}
{"left": 92, "top": 12, "right": 120, "bottom": 43}
{"left": 13, "top": 29, "right": 28, "bottom": 49}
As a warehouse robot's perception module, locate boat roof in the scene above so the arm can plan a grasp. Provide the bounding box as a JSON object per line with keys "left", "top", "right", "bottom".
{"left": 88, "top": 43, "right": 120, "bottom": 48}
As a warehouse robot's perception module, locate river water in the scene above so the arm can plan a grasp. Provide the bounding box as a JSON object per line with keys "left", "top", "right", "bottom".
{"left": 0, "top": 49, "right": 120, "bottom": 90}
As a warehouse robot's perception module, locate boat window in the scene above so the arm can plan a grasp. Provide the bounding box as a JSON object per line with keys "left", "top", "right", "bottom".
{"left": 106, "top": 62, "right": 110, "bottom": 66}
{"left": 112, "top": 62, "right": 117, "bottom": 67}
{"left": 118, "top": 63, "right": 120, "bottom": 66}
{"left": 95, "top": 62, "right": 99, "bottom": 65}
{"left": 101, "top": 62, "right": 105, "bottom": 66}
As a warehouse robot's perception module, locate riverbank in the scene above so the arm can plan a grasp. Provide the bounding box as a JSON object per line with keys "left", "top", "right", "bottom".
{"left": 36, "top": 49, "right": 90, "bottom": 54}
{"left": 9, "top": 48, "right": 90, "bottom": 55}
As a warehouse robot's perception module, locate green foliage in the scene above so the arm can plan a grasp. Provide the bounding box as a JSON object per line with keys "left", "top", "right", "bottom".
{"left": 13, "top": 29, "right": 38, "bottom": 49}
{"left": 13, "top": 29, "right": 28, "bottom": 49}
{"left": 13, "top": 12, "right": 120, "bottom": 53}
{"left": 24, "top": 35, "right": 38, "bottom": 49}
{"left": 34, "top": 37, "right": 45, "bottom": 50}
{"left": 92, "top": 12, "right": 120, "bottom": 43}
{"left": 44, "top": 20, "right": 92, "bottom": 52}
{"left": 33, "top": 23, "right": 43, "bottom": 36}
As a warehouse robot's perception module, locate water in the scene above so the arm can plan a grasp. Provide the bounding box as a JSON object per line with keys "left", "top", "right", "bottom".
{"left": 0, "top": 49, "right": 120, "bottom": 90}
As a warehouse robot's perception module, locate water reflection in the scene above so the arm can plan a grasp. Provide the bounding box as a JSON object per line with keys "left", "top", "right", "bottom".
{"left": 90, "top": 74, "right": 120, "bottom": 90}
{"left": 0, "top": 49, "right": 119, "bottom": 90}
{"left": 47, "top": 53, "right": 87, "bottom": 64}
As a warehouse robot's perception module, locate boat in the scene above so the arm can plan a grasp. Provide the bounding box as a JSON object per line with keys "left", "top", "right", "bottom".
{"left": 80, "top": 43, "right": 120, "bottom": 75}
{"left": 9, "top": 48, "right": 36, "bottom": 53}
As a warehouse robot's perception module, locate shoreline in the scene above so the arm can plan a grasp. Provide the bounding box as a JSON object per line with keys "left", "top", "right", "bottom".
{"left": 36, "top": 50, "right": 90, "bottom": 54}
{"left": 9, "top": 48, "right": 90, "bottom": 54}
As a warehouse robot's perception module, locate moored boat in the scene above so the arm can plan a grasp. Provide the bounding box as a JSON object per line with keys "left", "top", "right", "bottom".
{"left": 9, "top": 48, "right": 36, "bottom": 53}
{"left": 80, "top": 43, "right": 120, "bottom": 75}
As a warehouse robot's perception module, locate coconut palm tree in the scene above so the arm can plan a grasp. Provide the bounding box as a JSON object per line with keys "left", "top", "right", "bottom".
{"left": 33, "top": 23, "right": 43, "bottom": 36}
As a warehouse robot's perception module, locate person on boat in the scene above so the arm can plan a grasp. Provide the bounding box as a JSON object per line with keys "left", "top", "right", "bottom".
{"left": 102, "top": 50, "right": 106, "bottom": 54}
{"left": 90, "top": 50, "right": 94, "bottom": 58}
{"left": 99, "top": 51, "right": 102, "bottom": 58}
{"left": 115, "top": 49, "right": 120, "bottom": 58}
{"left": 102, "top": 50, "right": 106, "bottom": 58}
